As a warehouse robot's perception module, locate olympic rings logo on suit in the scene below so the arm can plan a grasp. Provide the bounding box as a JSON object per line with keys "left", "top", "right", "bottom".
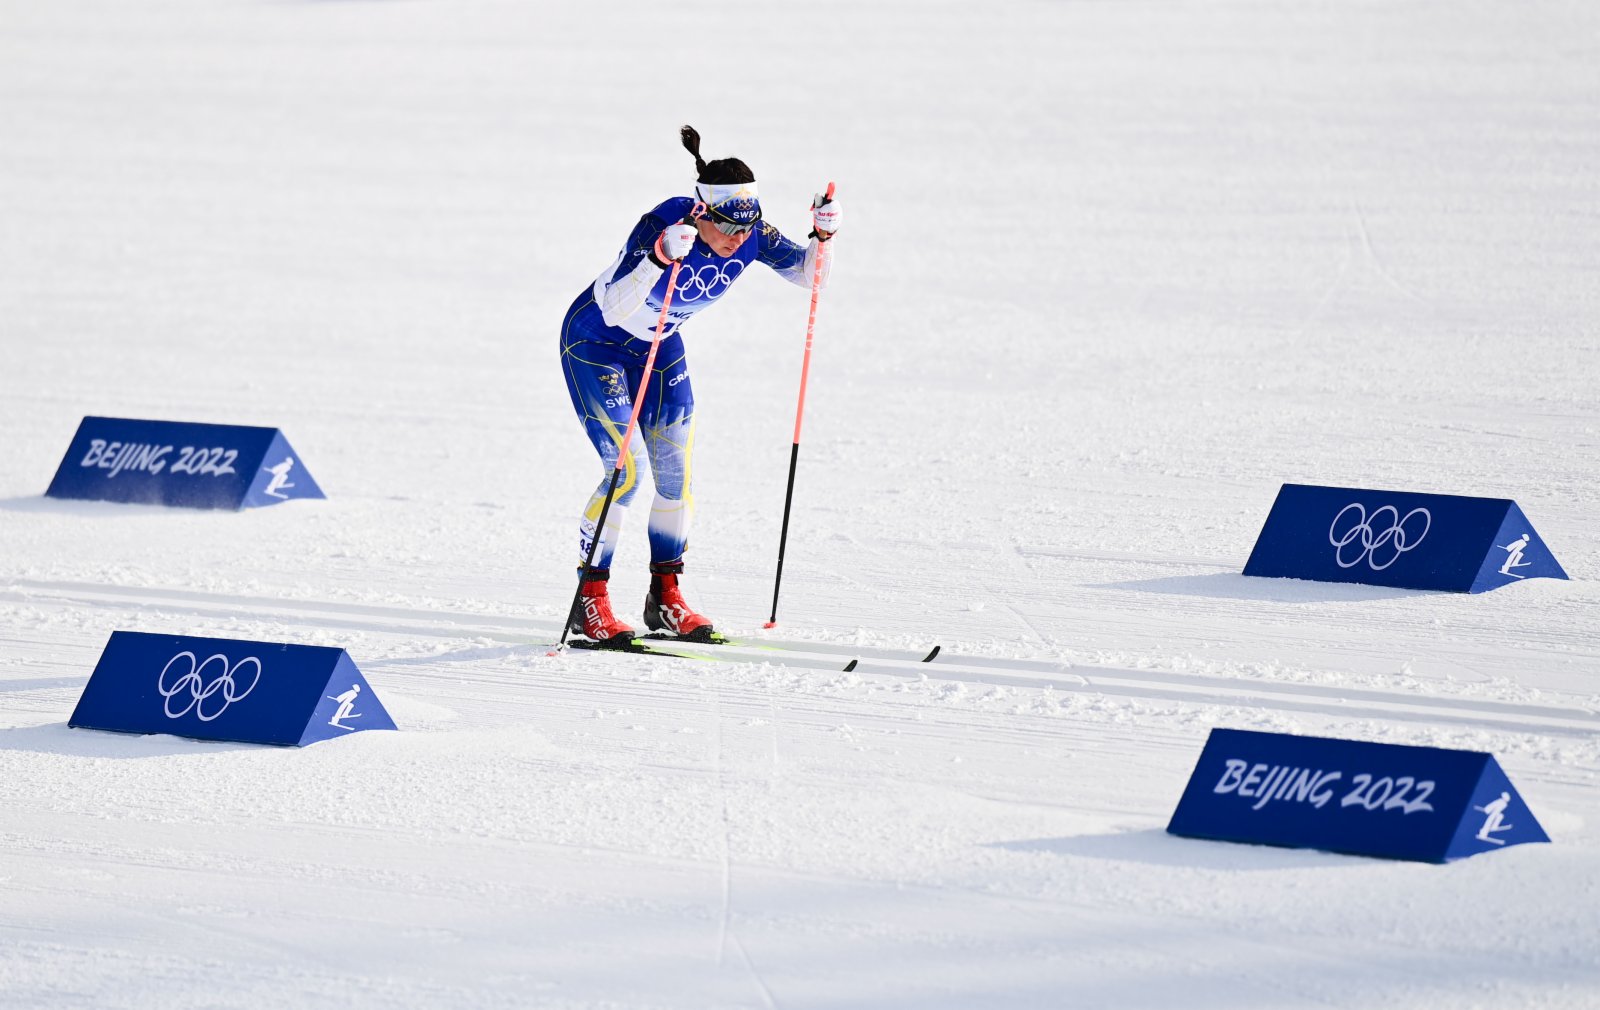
{"left": 157, "top": 650, "right": 263, "bottom": 721}
{"left": 1329, "top": 503, "right": 1432, "bottom": 571}
{"left": 673, "top": 259, "right": 745, "bottom": 302}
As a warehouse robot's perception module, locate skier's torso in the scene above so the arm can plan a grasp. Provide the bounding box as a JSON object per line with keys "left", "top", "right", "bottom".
{"left": 565, "top": 196, "right": 813, "bottom": 347}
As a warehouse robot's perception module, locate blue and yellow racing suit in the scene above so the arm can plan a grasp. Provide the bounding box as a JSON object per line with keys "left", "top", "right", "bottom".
{"left": 560, "top": 196, "right": 827, "bottom": 569}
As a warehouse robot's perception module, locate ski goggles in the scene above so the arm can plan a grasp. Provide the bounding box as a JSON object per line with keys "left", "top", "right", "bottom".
{"left": 705, "top": 212, "right": 760, "bottom": 236}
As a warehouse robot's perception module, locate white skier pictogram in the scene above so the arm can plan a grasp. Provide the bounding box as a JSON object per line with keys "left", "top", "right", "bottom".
{"left": 263, "top": 457, "right": 297, "bottom": 499}
{"left": 1498, "top": 534, "right": 1532, "bottom": 578}
{"left": 327, "top": 684, "right": 363, "bottom": 731}
{"left": 1474, "top": 791, "right": 1513, "bottom": 845}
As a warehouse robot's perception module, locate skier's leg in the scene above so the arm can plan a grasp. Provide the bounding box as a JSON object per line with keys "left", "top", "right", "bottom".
{"left": 638, "top": 343, "right": 713, "bottom": 639}
{"left": 641, "top": 340, "right": 696, "bottom": 566}
{"left": 560, "top": 335, "right": 651, "bottom": 642}
{"left": 562, "top": 338, "right": 648, "bottom": 572}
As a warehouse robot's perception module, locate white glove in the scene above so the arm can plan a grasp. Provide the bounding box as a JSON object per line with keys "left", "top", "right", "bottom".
{"left": 811, "top": 193, "right": 842, "bottom": 240}
{"left": 654, "top": 222, "right": 698, "bottom": 262}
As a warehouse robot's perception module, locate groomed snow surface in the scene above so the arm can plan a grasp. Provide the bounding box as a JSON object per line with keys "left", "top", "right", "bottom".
{"left": 3, "top": 1, "right": 1598, "bottom": 1007}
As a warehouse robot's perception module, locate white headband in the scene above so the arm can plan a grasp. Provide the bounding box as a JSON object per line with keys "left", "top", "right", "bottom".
{"left": 694, "top": 180, "right": 761, "bottom": 222}
{"left": 695, "top": 180, "right": 759, "bottom": 203}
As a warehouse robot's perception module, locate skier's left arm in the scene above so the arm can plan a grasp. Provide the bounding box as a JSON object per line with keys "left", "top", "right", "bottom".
{"left": 758, "top": 193, "right": 842, "bottom": 289}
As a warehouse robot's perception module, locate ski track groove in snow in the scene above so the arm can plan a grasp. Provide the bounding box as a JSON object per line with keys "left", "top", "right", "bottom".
{"left": 9, "top": 580, "right": 1596, "bottom": 744}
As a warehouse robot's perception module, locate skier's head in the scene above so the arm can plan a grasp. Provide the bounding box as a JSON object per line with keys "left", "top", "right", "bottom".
{"left": 681, "top": 125, "right": 761, "bottom": 231}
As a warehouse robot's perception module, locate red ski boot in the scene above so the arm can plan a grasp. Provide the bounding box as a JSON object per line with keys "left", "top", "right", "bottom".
{"left": 643, "top": 561, "right": 716, "bottom": 642}
{"left": 569, "top": 567, "right": 636, "bottom": 645}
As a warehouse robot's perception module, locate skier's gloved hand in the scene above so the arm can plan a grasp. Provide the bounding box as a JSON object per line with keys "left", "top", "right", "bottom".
{"left": 654, "top": 222, "right": 698, "bottom": 263}
{"left": 810, "top": 192, "right": 842, "bottom": 241}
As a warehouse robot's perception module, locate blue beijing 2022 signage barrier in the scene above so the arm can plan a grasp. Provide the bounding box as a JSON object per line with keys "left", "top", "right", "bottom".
{"left": 70, "top": 631, "right": 396, "bottom": 747}
{"left": 1167, "top": 728, "right": 1548, "bottom": 862}
{"left": 1243, "top": 483, "right": 1566, "bottom": 593}
{"left": 46, "top": 416, "right": 325, "bottom": 510}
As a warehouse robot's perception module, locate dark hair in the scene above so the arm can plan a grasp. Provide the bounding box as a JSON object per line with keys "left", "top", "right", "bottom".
{"left": 680, "top": 125, "right": 755, "bottom": 184}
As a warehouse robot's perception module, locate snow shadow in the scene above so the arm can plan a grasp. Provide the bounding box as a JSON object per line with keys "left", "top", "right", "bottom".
{"left": 0, "top": 722, "right": 265, "bottom": 758}
{"left": 1094, "top": 572, "right": 1433, "bottom": 603}
{"left": 0, "top": 495, "right": 179, "bottom": 519}
{"left": 365, "top": 643, "right": 546, "bottom": 668}
{"left": 990, "top": 828, "right": 1359, "bottom": 871}
{"left": 0, "top": 676, "right": 83, "bottom": 694}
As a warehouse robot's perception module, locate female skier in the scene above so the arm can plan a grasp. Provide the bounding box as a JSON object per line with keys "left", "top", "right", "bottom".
{"left": 560, "top": 125, "right": 841, "bottom": 645}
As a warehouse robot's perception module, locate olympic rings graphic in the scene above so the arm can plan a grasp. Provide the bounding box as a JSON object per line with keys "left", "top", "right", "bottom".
{"left": 157, "top": 651, "right": 262, "bottom": 721}
{"left": 1329, "top": 503, "right": 1432, "bottom": 571}
{"left": 673, "top": 259, "right": 745, "bottom": 302}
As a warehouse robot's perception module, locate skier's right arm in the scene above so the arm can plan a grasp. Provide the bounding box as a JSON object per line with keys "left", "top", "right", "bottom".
{"left": 597, "top": 215, "right": 695, "bottom": 327}
{"left": 597, "top": 214, "right": 666, "bottom": 326}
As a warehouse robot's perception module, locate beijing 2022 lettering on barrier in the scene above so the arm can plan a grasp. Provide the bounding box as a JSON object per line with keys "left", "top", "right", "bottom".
{"left": 45, "top": 416, "right": 325, "bottom": 510}
{"left": 1167, "top": 728, "right": 1548, "bottom": 862}
{"left": 70, "top": 631, "right": 396, "bottom": 747}
{"left": 1243, "top": 483, "right": 1567, "bottom": 593}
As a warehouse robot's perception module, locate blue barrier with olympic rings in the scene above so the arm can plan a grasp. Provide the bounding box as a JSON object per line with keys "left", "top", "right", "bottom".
{"left": 70, "top": 631, "right": 396, "bottom": 746}
{"left": 1167, "top": 729, "right": 1549, "bottom": 862}
{"left": 1243, "top": 484, "right": 1567, "bottom": 593}
{"left": 45, "top": 416, "right": 325, "bottom": 510}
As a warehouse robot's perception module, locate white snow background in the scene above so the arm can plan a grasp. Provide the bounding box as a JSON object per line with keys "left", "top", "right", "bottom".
{"left": 3, "top": 0, "right": 1598, "bottom": 1007}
